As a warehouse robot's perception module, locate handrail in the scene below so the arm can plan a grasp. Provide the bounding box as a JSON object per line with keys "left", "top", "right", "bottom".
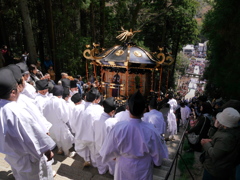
{"left": 164, "top": 121, "right": 194, "bottom": 180}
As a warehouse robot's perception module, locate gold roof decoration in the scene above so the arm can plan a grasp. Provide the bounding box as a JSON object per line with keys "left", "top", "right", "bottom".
{"left": 116, "top": 26, "right": 142, "bottom": 42}
{"left": 83, "top": 27, "right": 175, "bottom": 68}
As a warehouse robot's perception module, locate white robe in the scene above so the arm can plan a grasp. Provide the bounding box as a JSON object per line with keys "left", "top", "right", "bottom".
{"left": 167, "top": 99, "right": 178, "bottom": 136}
{"left": 43, "top": 96, "right": 74, "bottom": 155}
{"left": 17, "top": 93, "right": 52, "bottom": 133}
{"left": 34, "top": 93, "right": 50, "bottom": 114}
{"left": 75, "top": 103, "right": 103, "bottom": 165}
{"left": 93, "top": 112, "right": 115, "bottom": 175}
{"left": 21, "top": 81, "right": 37, "bottom": 99}
{"left": 0, "top": 99, "right": 56, "bottom": 180}
{"left": 105, "top": 117, "right": 119, "bottom": 134}
{"left": 180, "top": 106, "right": 191, "bottom": 126}
{"left": 100, "top": 118, "right": 168, "bottom": 180}
{"left": 93, "top": 112, "right": 109, "bottom": 174}
{"left": 63, "top": 99, "right": 75, "bottom": 134}
{"left": 142, "top": 109, "right": 166, "bottom": 136}
{"left": 115, "top": 109, "right": 130, "bottom": 122}
{"left": 70, "top": 103, "right": 85, "bottom": 134}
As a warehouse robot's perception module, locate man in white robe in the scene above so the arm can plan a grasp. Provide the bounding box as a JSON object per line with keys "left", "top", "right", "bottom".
{"left": 100, "top": 91, "right": 168, "bottom": 180}
{"left": 69, "top": 80, "right": 79, "bottom": 97}
{"left": 93, "top": 97, "right": 116, "bottom": 175}
{"left": 180, "top": 102, "right": 191, "bottom": 128}
{"left": 75, "top": 88, "right": 103, "bottom": 167}
{"left": 7, "top": 64, "right": 52, "bottom": 135}
{"left": 16, "top": 62, "right": 37, "bottom": 99}
{"left": 0, "top": 68, "right": 56, "bottom": 180}
{"left": 114, "top": 101, "right": 131, "bottom": 122}
{"left": 166, "top": 93, "right": 178, "bottom": 140}
{"left": 43, "top": 85, "right": 75, "bottom": 157}
{"left": 17, "top": 79, "right": 52, "bottom": 134}
{"left": 70, "top": 93, "right": 85, "bottom": 134}
{"left": 34, "top": 79, "right": 50, "bottom": 114}
{"left": 142, "top": 97, "right": 166, "bottom": 136}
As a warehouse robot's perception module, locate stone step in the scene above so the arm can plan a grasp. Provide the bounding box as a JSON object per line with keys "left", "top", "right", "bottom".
{"left": 153, "top": 175, "right": 165, "bottom": 180}
{"left": 53, "top": 127, "right": 184, "bottom": 180}
{"left": 153, "top": 168, "right": 168, "bottom": 177}
{"left": 53, "top": 153, "right": 175, "bottom": 180}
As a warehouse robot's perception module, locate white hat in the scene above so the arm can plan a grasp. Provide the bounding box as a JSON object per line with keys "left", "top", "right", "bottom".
{"left": 217, "top": 107, "right": 240, "bottom": 128}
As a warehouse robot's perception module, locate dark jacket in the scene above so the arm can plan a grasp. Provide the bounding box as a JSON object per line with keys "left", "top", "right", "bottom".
{"left": 203, "top": 127, "right": 240, "bottom": 179}
{"left": 188, "top": 114, "right": 211, "bottom": 139}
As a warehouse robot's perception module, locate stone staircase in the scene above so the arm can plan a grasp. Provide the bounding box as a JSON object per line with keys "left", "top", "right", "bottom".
{"left": 52, "top": 128, "right": 184, "bottom": 180}
{"left": 0, "top": 128, "right": 184, "bottom": 180}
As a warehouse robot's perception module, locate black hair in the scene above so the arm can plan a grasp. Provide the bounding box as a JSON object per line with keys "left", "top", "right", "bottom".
{"left": 0, "top": 84, "right": 17, "bottom": 100}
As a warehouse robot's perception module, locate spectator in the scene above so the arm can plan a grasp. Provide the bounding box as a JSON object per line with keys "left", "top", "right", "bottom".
{"left": 76, "top": 75, "right": 84, "bottom": 95}
{"left": 186, "top": 102, "right": 212, "bottom": 152}
{"left": 48, "top": 66, "right": 56, "bottom": 81}
{"left": 21, "top": 50, "right": 29, "bottom": 65}
{"left": 29, "top": 64, "right": 40, "bottom": 87}
{"left": 201, "top": 108, "right": 240, "bottom": 180}
{"left": 44, "top": 56, "right": 53, "bottom": 70}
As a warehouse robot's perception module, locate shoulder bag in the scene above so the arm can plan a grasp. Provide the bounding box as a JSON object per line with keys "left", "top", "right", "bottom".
{"left": 187, "top": 116, "right": 206, "bottom": 144}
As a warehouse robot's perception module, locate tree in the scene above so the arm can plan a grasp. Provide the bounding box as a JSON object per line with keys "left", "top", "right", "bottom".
{"left": 19, "top": 0, "right": 38, "bottom": 64}
{"left": 203, "top": 0, "right": 240, "bottom": 99}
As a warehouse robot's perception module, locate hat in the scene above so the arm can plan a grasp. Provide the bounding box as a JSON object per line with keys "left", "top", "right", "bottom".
{"left": 71, "top": 93, "right": 82, "bottom": 103}
{"left": 52, "top": 85, "right": 64, "bottom": 96}
{"left": 76, "top": 75, "right": 81, "bottom": 79}
{"left": 149, "top": 97, "right": 157, "bottom": 109}
{"left": 0, "top": 68, "right": 17, "bottom": 98}
{"left": 48, "top": 81, "right": 54, "bottom": 93}
{"left": 16, "top": 62, "right": 29, "bottom": 74}
{"left": 217, "top": 107, "right": 240, "bottom": 128}
{"left": 62, "top": 87, "right": 70, "bottom": 99}
{"left": 70, "top": 80, "right": 77, "bottom": 88}
{"left": 86, "top": 87, "right": 99, "bottom": 102}
{"left": 103, "top": 97, "right": 116, "bottom": 113}
{"left": 61, "top": 78, "right": 70, "bottom": 87}
{"left": 36, "top": 79, "right": 48, "bottom": 90}
{"left": 128, "top": 90, "right": 145, "bottom": 116}
{"left": 6, "top": 64, "right": 22, "bottom": 83}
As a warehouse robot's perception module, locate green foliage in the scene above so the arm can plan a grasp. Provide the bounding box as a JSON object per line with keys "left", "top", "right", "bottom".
{"left": 178, "top": 140, "right": 195, "bottom": 179}
{"left": 203, "top": 0, "right": 240, "bottom": 99}
{"left": 1, "top": 0, "right": 199, "bottom": 84}
{"left": 176, "top": 51, "right": 189, "bottom": 75}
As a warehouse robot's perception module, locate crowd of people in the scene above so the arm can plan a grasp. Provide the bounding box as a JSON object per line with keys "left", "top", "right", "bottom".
{"left": 186, "top": 59, "right": 206, "bottom": 75}
{"left": 173, "top": 95, "right": 240, "bottom": 180}
{"left": 0, "top": 53, "right": 240, "bottom": 180}
{"left": 0, "top": 62, "right": 173, "bottom": 180}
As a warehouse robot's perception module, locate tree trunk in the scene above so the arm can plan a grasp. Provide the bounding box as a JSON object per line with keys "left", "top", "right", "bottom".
{"left": 0, "top": 2, "right": 8, "bottom": 47}
{"left": 37, "top": 3, "right": 45, "bottom": 70}
{"left": 131, "top": 2, "right": 142, "bottom": 30}
{"left": 44, "top": 0, "right": 59, "bottom": 79}
{"left": 76, "top": 10, "right": 81, "bottom": 32}
{"left": 90, "top": 2, "right": 96, "bottom": 43}
{"left": 100, "top": 0, "right": 105, "bottom": 47}
{"left": 19, "top": 0, "right": 37, "bottom": 64}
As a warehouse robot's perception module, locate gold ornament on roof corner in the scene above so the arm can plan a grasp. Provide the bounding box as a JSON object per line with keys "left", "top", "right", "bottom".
{"left": 156, "top": 46, "right": 165, "bottom": 65}
{"left": 116, "top": 26, "right": 142, "bottom": 42}
{"left": 83, "top": 42, "right": 103, "bottom": 60}
{"left": 164, "top": 55, "right": 174, "bottom": 66}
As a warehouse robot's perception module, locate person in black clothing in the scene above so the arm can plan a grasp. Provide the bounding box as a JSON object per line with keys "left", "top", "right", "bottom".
{"left": 112, "top": 72, "right": 120, "bottom": 97}
{"left": 175, "top": 99, "right": 182, "bottom": 132}
{"left": 186, "top": 102, "right": 213, "bottom": 152}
